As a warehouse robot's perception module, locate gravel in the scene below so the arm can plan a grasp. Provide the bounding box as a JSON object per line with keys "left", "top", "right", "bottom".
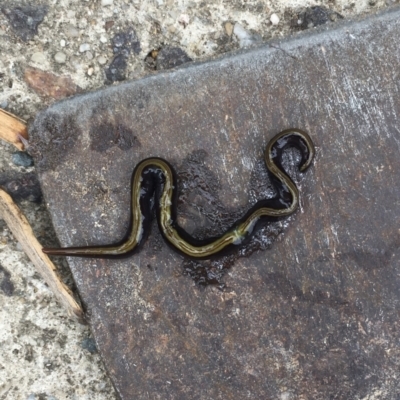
{"left": 54, "top": 51, "right": 67, "bottom": 64}
{"left": 11, "top": 151, "right": 34, "bottom": 167}
{"left": 0, "top": 0, "right": 394, "bottom": 398}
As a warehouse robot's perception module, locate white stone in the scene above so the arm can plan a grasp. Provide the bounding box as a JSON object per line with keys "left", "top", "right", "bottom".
{"left": 98, "top": 55, "right": 107, "bottom": 65}
{"left": 54, "top": 52, "right": 67, "bottom": 64}
{"left": 86, "top": 51, "right": 94, "bottom": 60}
{"left": 224, "top": 21, "right": 234, "bottom": 36}
{"left": 233, "top": 23, "right": 260, "bottom": 48}
{"left": 31, "top": 52, "right": 47, "bottom": 64}
{"left": 79, "top": 43, "right": 91, "bottom": 52}
{"left": 100, "top": 35, "right": 108, "bottom": 43}
{"left": 101, "top": 0, "right": 113, "bottom": 5}
{"left": 78, "top": 18, "right": 88, "bottom": 29}
{"left": 60, "top": 39, "right": 66, "bottom": 47}
{"left": 65, "top": 24, "right": 79, "bottom": 37}
{"left": 270, "top": 13, "right": 280, "bottom": 25}
{"left": 178, "top": 13, "right": 190, "bottom": 26}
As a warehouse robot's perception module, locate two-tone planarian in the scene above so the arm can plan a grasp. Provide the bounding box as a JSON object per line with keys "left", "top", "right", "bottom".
{"left": 43, "top": 129, "right": 315, "bottom": 260}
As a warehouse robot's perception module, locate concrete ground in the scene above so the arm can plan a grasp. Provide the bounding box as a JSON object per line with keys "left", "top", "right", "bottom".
{"left": 0, "top": 0, "right": 395, "bottom": 399}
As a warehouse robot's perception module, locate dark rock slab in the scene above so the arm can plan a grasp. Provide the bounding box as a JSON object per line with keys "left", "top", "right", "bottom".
{"left": 1, "top": 3, "right": 47, "bottom": 42}
{"left": 29, "top": 8, "right": 400, "bottom": 400}
{"left": 298, "top": 6, "right": 343, "bottom": 30}
{"left": 105, "top": 27, "right": 141, "bottom": 83}
{"left": 156, "top": 47, "right": 193, "bottom": 70}
{"left": 111, "top": 27, "right": 141, "bottom": 56}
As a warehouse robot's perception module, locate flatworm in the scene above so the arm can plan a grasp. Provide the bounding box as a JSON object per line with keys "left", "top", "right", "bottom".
{"left": 43, "top": 129, "right": 315, "bottom": 259}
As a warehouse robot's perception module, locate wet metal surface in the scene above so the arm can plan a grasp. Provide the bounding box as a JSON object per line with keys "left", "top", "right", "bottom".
{"left": 30, "top": 8, "right": 400, "bottom": 399}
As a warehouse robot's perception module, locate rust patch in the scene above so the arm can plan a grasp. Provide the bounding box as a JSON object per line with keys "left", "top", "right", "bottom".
{"left": 24, "top": 67, "right": 81, "bottom": 100}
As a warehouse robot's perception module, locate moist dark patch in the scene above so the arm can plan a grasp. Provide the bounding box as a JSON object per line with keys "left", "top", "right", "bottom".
{"left": 175, "top": 149, "right": 245, "bottom": 238}
{"left": 336, "top": 242, "right": 400, "bottom": 271}
{"left": 0, "top": 171, "right": 42, "bottom": 202}
{"left": 90, "top": 121, "right": 140, "bottom": 152}
{"left": 262, "top": 272, "right": 351, "bottom": 310}
{"left": 0, "top": 264, "right": 14, "bottom": 296}
{"left": 28, "top": 112, "right": 82, "bottom": 172}
{"left": 177, "top": 147, "right": 305, "bottom": 288}
{"left": 88, "top": 103, "right": 141, "bottom": 152}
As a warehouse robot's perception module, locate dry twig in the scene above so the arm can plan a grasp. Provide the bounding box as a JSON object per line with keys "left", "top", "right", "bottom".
{"left": 0, "top": 109, "right": 29, "bottom": 150}
{"left": 0, "top": 109, "right": 85, "bottom": 323}
{"left": 0, "top": 188, "right": 85, "bottom": 323}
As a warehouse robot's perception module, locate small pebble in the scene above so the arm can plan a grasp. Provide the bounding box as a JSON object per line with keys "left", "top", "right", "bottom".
{"left": 78, "top": 18, "right": 88, "bottom": 29}
{"left": 87, "top": 67, "right": 94, "bottom": 76}
{"left": 60, "top": 39, "right": 66, "bottom": 47}
{"left": 270, "top": 13, "right": 280, "bottom": 25}
{"left": 54, "top": 51, "right": 67, "bottom": 64}
{"left": 101, "top": 0, "right": 113, "bottom": 5}
{"left": 156, "top": 46, "right": 192, "bottom": 70}
{"left": 79, "top": 43, "right": 90, "bottom": 52}
{"left": 12, "top": 152, "right": 34, "bottom": 167}
{"left": 224, "top": 21, "right": 234, "bottom": 36}
{"left": 105, "top": 54, "right": 127, "bottom": 82}
{"left": 86, "top": 51, "right": 93, "bottom": 60}
{"left": 100, "top": 35, "right": 108, "bottom": 43}
{"left": 178, "top": 13, "right": 190, "bottom": 27}
{"left": 31, "top": 52, "right": 47, "bottom": 64}
{"left": 97, "top": 55, "right": 107, "bottom": 65}
{"left": 81, "top": 337, "right": 97, "bottom": 354}
{"left": 233, "top": 23, "right": 261, "bottom": 48}
{"left": 69, "top": 56, "right": 82, "bottom": 72}
{"left": 64, "top": 24, "right": 79, "bottom": 38}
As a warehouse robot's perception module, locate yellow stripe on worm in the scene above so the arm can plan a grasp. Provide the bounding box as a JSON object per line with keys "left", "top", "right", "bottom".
{"left": 43, "top": 129, "right": 315, "bottom": 259}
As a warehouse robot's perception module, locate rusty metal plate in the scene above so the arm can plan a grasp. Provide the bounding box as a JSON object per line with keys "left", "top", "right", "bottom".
{"left": 30, "top": 9, "right": 400, "bottom": 399}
